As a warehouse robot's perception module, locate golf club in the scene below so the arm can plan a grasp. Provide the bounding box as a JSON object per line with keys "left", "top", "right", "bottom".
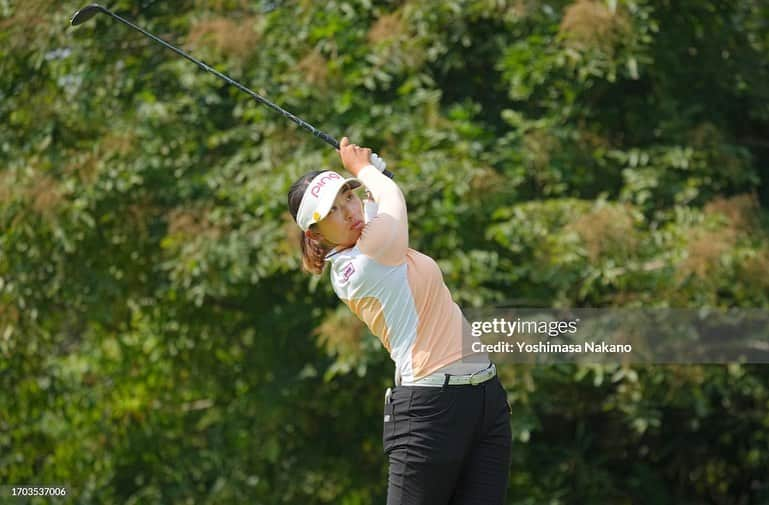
{"left": 70, "top": 3, "right": 393, "bottom": 178}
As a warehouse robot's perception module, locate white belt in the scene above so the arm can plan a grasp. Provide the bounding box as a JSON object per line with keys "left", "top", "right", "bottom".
{"left": 400, "top": 363, "right": 496, "bottom": 387}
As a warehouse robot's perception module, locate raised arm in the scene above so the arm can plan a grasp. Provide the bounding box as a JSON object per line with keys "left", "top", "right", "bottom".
{"left": 338, "top": 138, "right": 408, "bottom": 266}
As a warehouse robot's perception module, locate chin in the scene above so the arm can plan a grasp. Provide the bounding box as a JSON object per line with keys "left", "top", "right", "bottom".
{"left": 347, "top": 231, "right": 362, "bottom": 246}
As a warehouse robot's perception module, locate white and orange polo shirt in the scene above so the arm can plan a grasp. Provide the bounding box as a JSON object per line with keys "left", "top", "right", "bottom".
{"left": 325, "top": 165, "right": 485, "bottom": 382}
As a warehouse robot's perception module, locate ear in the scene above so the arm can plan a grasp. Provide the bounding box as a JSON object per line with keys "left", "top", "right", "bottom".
{"left": 305, "top": 228, "right": 323, "bottom": 242}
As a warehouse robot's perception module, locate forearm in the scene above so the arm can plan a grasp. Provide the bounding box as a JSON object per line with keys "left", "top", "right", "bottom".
{"left": 356, "top": 165, "right": 407, "bottom": 223}
{"left": 356, "top": 165, "right": 409, "bottom": 265}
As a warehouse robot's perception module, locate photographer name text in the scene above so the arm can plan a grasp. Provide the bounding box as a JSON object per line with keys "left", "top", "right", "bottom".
{"left": 472, "top": 341, "right": 632, "bottom": 354}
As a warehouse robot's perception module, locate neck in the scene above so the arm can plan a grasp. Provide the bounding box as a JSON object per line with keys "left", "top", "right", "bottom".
{"left": 324, "top": 244, "right": 353, "bottom": 260}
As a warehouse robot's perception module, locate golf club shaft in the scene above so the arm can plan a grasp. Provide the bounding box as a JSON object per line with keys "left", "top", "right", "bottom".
{"left": 74, "top": 5, "right": 394, "bottom": 178}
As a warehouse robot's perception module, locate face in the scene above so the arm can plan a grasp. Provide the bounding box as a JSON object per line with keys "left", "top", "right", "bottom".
{"left": 308, "top": 185, "right": 364, "bottom": 248}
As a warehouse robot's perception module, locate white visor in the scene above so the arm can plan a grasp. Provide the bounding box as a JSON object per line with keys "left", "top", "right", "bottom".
{"left": 296, "top": 171, "right": 361, "bottom": 231}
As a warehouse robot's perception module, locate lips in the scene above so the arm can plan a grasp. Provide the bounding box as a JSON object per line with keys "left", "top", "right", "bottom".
{"left": 350, "top": 220, "right": 363, "bottom": 231}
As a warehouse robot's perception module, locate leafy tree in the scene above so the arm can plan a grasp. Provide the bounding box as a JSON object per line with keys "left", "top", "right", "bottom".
{"left": 2, "top": 1, "right": 768, "bottom": 503}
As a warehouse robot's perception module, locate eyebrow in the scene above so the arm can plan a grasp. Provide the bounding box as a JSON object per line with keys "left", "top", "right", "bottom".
{"left": 331, "top": 187, "right": 350, "bottom": 207}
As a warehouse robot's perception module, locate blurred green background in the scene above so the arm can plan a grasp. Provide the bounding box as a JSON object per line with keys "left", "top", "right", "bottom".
{"left": 2, "top": 0, "right": 768, "bottom": 503}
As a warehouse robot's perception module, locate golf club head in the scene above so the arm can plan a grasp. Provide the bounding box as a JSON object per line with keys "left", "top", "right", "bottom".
{"left": 70, "top": 4, "right": 107, "bottom": 26}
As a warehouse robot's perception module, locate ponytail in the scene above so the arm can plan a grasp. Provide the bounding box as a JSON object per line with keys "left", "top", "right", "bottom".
{"left": 299, "top": 228, "right": 331, "bottom": 275}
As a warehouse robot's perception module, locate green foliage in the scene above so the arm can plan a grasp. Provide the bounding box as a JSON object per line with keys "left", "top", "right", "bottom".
{"left": 2, "top": 0, "right": 768, "bottom": 503}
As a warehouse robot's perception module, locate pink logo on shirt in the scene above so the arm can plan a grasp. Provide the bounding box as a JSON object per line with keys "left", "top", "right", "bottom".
{"left": 341, "top": 262, "right": 356, "bottom": 283}
{"left": 310, "top": 172, "right": 342, "bottom": 198}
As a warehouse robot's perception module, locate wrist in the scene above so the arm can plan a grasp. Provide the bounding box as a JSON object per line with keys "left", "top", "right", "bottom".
{"left": 348, "top": 162, "right": 369, "bottom": 177}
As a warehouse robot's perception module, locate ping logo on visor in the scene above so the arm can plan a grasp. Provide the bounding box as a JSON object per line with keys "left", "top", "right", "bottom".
{"left": 310, "top": 172, "right": 342, "bottom": 197}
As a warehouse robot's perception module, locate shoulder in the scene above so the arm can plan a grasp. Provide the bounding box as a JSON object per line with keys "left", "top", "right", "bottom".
{"left": 327, "top": 246, "right": 372, "bottom": 285}
{"left": 327, "top": 246, "right": 404, "bottom": 295}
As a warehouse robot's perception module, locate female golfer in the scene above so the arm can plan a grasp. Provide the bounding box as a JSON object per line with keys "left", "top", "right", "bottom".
{"left": 287, "top": 137, "right": 511, "bottom": 505}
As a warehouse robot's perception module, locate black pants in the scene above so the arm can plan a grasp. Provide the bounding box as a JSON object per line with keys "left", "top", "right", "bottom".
{"left": 383, "top": 376, "right": 512, "bottom": 505}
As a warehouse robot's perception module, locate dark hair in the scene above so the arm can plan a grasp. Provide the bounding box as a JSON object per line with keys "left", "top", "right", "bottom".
{"left": 288, "top": 171, "right": 331, "bottom": 275}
